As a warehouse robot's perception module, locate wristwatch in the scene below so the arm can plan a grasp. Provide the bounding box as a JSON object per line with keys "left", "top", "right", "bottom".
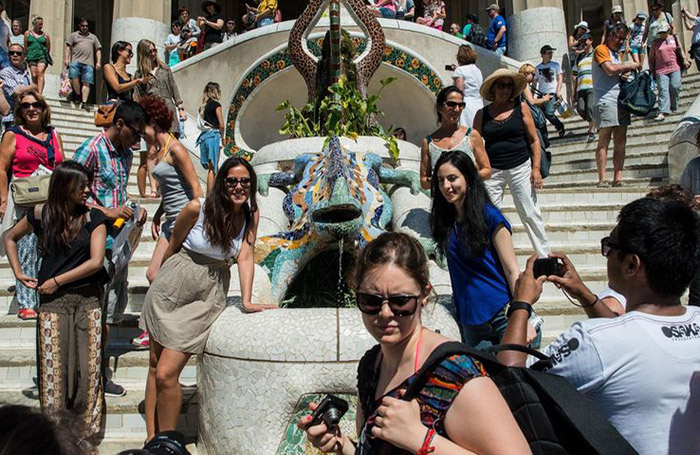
{"left": 506, "top": 300, "right": 533, "bottom": 319}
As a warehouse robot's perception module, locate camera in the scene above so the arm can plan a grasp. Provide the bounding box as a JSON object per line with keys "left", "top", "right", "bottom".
{"left": 117, "top": 431, "right": 190, "bottom": 455}
{"left": 533, "top": 258, "right": 564, "bottom": 278}
{"left": 305, "top": 394, "right": 349, "bottom": 429}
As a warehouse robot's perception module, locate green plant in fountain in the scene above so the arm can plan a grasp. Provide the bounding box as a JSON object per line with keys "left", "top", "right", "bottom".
{"left": 276, "top": 75, "right": 400, "bottom": 161}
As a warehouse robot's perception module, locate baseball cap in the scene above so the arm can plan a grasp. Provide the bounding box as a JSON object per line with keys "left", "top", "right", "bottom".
{"left": 612, "top": 5, "right": 623, "bottom": 14}
{"left": 540, "top": 45, "right": 556, "bottom": 54}
{"left": 635, "top": 11, "right": 648, "bottom": 19}
{"left": 486, "top": 3, "right": 499, "bottom": 12}
{"left": 579, "top": 33, "right": 592, "bottom": 41}
{"left": 575, "top": 20, "right": 589, "bottom": 30}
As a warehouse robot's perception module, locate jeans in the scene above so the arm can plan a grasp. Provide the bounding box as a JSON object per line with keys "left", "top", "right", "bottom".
{"left": 541, "top": 94, "right": 565, "bottom": 132}
{"left": 460, "top": 306, "right": 509, "bottom": 350}
{"left": 484, "top": 159, "right": 550, "bottom": 257}
{"left": 16, "top": 230, "right": 38, "bottom": 310}
{"left": 656, "top": 71, "right": 681, "bottom": 114}
{"left": 494, "top": 47, "right": 506, "bottom": 57}
{"left": 258, "top": 17, "right": 274, "bottom": 27}
{"left": 0, "top": 49, "right": 8, "bottom": 70}
{"left": 197, "top": 129, "right": 221, "bottom": 171}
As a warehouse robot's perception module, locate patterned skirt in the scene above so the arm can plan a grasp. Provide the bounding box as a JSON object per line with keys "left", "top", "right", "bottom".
{"left": 38, "top": 284, "right": 104, "bottom": 440}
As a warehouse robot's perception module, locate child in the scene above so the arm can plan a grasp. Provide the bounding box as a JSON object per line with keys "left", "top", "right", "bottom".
{"left": 165, "top": 21, "right": 181, "bottom": 67}
{"left": 629, "top": 12, "right": 647, "bottom": 68}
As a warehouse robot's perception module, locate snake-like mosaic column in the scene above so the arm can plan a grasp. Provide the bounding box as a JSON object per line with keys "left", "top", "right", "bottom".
{"left": 288, "top": 0, "right": 386, "bottom": 100}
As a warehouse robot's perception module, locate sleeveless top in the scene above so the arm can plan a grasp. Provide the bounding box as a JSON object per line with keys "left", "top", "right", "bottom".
{"left": 481, "top": 103, "right": 530, "bottom": 170}
{"left": 427, "top": 130, "right": 476, "bottom": 172}
{"left": 105, "top": 64, "right": 133, "bottom": 102}
{"left": 26, "top": 33, "right": 47, "bottom": 62}
{"left": 9, "top": 126, "right": 62, "bottom": 178}
{"left": 152, "top": 158, "right": 193, "bottom": 225}
{"left": 182, "top": 198, "right": 246, "bottom": 262}
{"left": 357, "top": 345, "right": 487, "bottom": 454}
{"left": 10, "top": 33, "right": 24, "bottom": 47}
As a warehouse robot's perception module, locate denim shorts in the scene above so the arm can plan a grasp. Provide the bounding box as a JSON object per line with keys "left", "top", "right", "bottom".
{"left": 630, "top": 45, "right": 645, "bottom": 54}
{"left": 196, "top": 129, "right": 221, "bottom": 171}
{"left": 378, "top": 7, "right": 397, "bottom": 18}
{"left": 68, "top": 61, "right": 95, "bottom": 85}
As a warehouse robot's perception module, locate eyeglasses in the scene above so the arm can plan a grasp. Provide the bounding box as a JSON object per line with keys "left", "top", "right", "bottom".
{"left": 125, "top": 123, "right": 143, "bottom": 141}
{"left": 8, "top": 51, "right": 23, "bottom": 56}
{"left": 20, "top": 102, "right": 43, "bottom": 110}
{"left": 149, "top": 48, "right": 157, "bottom": 54}
{"left": 356, "top": 292, "right": 420, "bottom": 317}
{"left": 601, "top": 236, "right": 623, "bottom": 257}
{"left": 225, "top": 177, "right": 252, "bottom": 188}
{"left": 123, "top": 48, "right": 133, "bottom": 56}
{"left": 444, "top": 101, "right": 466, "bottom": 109}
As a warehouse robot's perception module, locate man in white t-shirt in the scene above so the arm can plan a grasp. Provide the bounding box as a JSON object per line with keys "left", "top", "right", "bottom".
{"left": 534, "top": 44, "right": 565, "bottom": 137}
{"left": 499, "top": 197, "right": 700, "bottom": 455}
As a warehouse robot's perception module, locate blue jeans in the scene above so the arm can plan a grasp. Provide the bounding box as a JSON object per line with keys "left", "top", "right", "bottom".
{"left": 258, "top": 17, "right": 274, "bottom": 27}
{"left": 540, "top": 94, "right": 565, "bottom": 132}
{"left": 16, "top": 229, "right": 38, "bottom": 310}
{"left": 459, "top": 306, "right": 509, "bottom": 350}
{"left": 656, "top": 70, "right": 681, "bottom": 114}
{"left": 0, "top": 49, "right": 9, "bottom": 70}
{"left": 494, "top": 47, "right": 506, "bottom": 57}
{"left": 68, "top": 61, "right": 95, "bottom": 85}
{"left": 197, "top": 129, "right": 221, "bottom": 171}
{"left": 378, "top": 7, "right": 396, "bottom": 18}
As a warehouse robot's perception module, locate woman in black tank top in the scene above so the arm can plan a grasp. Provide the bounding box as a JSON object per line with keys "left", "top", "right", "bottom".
{"left": 103, "top": 41, "right": 152, "bottom": 103}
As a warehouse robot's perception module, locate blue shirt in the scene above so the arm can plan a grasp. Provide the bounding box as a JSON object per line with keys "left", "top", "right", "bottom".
{"left": 447, "top": 204, "right": 511, "bottom": 325}
{"left": 487, "top": 14, "right": 506, "bottom": 49}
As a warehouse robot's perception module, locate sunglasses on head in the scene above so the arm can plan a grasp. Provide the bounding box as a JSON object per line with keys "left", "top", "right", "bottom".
{"left": 8, "top": 51, "right": 23, "bottom": 56}
{"left": 20, "top": 102, "right": 43, "bottom": 110}
{"left": 444, "top": 101, "right": 466, "bottom": 109}
{"left": 225, "top": 177, "right": 252, "bottom": 188}
{"left": 356, "top": 292, "right": 420, "bottom": 317}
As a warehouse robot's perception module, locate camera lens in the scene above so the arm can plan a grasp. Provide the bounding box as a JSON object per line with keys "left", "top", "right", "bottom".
{"left": 323, "top": 406, "right": 342, "bottom": 427}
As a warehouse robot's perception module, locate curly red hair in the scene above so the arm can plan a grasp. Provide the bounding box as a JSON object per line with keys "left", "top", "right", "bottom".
{"left": 139, "top": 95, "right": 174, "bottom": 132}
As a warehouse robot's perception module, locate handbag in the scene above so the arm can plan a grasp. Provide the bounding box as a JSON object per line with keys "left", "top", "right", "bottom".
{"left": 58, "top": 69, "right": 72, "bottom": 98}
{"left": 9, "top": 127, "right": 56, "bottom": 207}
{"left": 42, "top": 45, "right": 53, "bottom": 66}
{"left": 618, "top": 70, "right": 656, "bottom": 116}
{"left": 94, "top": 101, "right": 119, "bottom": 127}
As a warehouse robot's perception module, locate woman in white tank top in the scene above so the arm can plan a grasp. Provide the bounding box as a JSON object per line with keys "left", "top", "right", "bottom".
{"left": 139, "top": 157, "right": 277, "bottom": 442}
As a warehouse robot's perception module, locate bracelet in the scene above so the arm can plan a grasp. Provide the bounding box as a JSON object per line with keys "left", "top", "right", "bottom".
{"left": 581, "top": 294, "right": 599, "bottom": 308}
{"left": 417, "top": 427, "right": 436, "bottom": 455}
{"left": 53, "top": 277, "right": 60, "bottom": 287}
{"left": 506, "top": 300, "right": 533, "bottom": 319}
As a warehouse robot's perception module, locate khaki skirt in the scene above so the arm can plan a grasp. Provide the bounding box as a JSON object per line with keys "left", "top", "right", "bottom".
{"left": 140, "top": 249, "right": 231, "bottom": 354}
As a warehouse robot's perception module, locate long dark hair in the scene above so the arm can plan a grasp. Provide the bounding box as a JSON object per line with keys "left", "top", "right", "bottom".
{"left": 430, "top": 151, "right": 492, "bottom": 256}
{"left": 203, "top": 157, "right": 258, "bottom": 251}
{"left": 436, "top": 85, "right": 463, "bottom": 122}
{"left": 40, "top": 161, "right": 92, "bottom": 254}
{"left": 110, "top": 40, "right": 130, "bottom": 63}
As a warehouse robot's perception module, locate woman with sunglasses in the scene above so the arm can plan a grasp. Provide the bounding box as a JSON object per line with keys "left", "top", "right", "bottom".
{"left": 140, "top": 157, "right": 276, "bottom": 442}
{"left": 197, "top": 82, "right": 223, "bottom": 190}
{"left": 473, "top": 69, "right": 550, "bottom": 258}
{"left": 0, "top": 89, "right": 64, "bottom": 320}
{"left": 4, "top": 161, "right": 107, "bottom": 448}
{"left": 431, "top": 151, "right": 539, "bottom": 348}
{"left": 103, "top": 41, "right": 152, "bottom": 104}
{"left": 420, "top": 85, "right": 490, "bottom": 190}
{"left": 134, "top": 39, "right": 185, "bottom": 198}
{"left": 300, "top": 232, "right": 530, "bottom": 455}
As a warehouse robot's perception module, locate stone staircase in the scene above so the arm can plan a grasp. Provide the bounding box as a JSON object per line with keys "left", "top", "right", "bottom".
{"left": 0, "top": 72, "right": 697, "bottom": 453}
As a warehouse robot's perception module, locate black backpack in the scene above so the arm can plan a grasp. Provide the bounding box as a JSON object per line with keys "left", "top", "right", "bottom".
{"left": 467, "top": 24, "right": 486, "bottom": 47}
{"left": 618, "top": 70, "right": 656, "bottom": 116}
{"left": 359, "top": 342, "right": 638, "bottom": 455}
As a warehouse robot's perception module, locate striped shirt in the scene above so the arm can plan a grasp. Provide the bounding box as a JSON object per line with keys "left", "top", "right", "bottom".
{"left": 573, "top": 51, "right": 594, "bottom": 92}
{"left": 0, "top": 63, "right": 31, "bottom": 124}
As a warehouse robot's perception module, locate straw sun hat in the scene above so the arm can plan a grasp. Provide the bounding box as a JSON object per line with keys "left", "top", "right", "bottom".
{"left": 480, "top": 68, "right": 528, "bottom": 102}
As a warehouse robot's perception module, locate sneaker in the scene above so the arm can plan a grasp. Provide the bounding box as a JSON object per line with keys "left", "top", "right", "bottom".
{"left": 131, "top": 330, "right": 150, "bottom": 350}
{"left": 587, "top": 132, "right": 596, "bottom": 142}
{"left": 104, "top": 380, "right": 126, "bottom": 397}
{"left": 558, "top": 128, "right": 566, "bottom": 138}
{"left": 654, "top": 113, "right": 665, "bottom": 121}
{"left": 18, "top": 308, "right": 38, "bottom": 320}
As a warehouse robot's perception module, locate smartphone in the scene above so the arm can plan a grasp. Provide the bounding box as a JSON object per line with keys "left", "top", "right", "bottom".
{"left": 445, "top": 64, "right": 455, "bottom": 71}
{"left": 306, "top": 394, "right": 349, "bottom": 429}
{"left": 533, "top": 258, "right": 563, "bottom": 278}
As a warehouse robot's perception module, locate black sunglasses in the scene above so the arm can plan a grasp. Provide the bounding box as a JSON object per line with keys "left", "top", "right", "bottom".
{"left": 225, "top": 177, "right": 252, "bottom": 188}
{"left": 123, "top": 48, "right": 133, "bottom": 56}
{"left": 20, "top": 102, "right": 43, "bottom": 110}
{"left": 444, "top": 101, "right": 466, "bottom": 109}
{"left": 125, "top": 123, "right": 143, "bottom": 141}
{"left": 601, "top": 236, "right": 623, "bottom": 257}
{"left": 356, "top": 292, "right": 420, "bottom": 317}
{"left": 8, "top": 51, "right": 23, "bottom": 56}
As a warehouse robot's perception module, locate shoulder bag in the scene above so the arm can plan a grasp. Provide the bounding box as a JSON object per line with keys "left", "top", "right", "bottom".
{"left": 10, "top": 127, "right": 56, "bottom": 207}
{"left": 94, "top": 64, "right": 121, "bottom": 127}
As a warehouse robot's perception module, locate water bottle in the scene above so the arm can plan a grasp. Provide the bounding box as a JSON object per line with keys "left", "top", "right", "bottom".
{"left": 113, "top": 201, "right": 137, "bottom": 229}
{"left": 179, "top": 117, "right": 187, "bottom": 138}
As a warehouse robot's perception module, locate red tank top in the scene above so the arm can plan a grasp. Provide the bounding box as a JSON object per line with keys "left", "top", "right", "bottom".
{"left": 10, "top": 127, "right": 62, "bottom": 178}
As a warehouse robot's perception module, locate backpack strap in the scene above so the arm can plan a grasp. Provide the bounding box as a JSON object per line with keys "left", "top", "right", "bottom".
{"left": 356, "top": 344, "right": 382, "bottom": 416}
{"left": 9, "top": 125, "right": 56, "bottom": 164}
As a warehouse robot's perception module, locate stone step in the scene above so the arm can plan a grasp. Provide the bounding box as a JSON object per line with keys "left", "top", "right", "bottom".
{"left": 502, "top": 201, "right": 633, "bottom": 224}
{"left": 549, "top": 150, "right": 667, "bottom": 173}
{"left": 544, "top": 162, "right": 666, "bottom": 185}
{"left": 501, "top": 187, "right": 647, "bottom": 205}
{"left": 548, "top": 124, "right": 676, "bottom": 151}
{"left": 511, "top": 221, "right": 613, "bottom": 244}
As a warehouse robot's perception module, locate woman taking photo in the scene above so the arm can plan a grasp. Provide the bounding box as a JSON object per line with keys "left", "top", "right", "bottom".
{"left": 420, "top": 85, "right": 490, "bottom": 190}
{"left": 135, "top": 39, "right": 185, "bottom": 197}
{"left": 649, "top": 23, "right": 690, "bottom": 121}
{"left": 473, "top": 69, "right": 550, "bottom": 258}
{"left": 140, "top": 157, "right": 275, "bottom": 442}
{"left": 300, "top": 232, "right": 530, "bottom": 455}
{"left": 197, "top": 82, "right": 224, "bottom": 190}
{"left": 0, "top": 89, "right": 65, "bottom": 320}
{"left": 24, "top": 16, "right": 50, "bottom": 94}
{"left": 131, "top": 95, "right": 203, "bottom": 350}
{"left": 4, "top": 161, "right": 107, "bottom": 446}
{"left": 431, "top": 152, "right": 535, "bottom": 348}
{"left": 451, "top": 45, "right": 483, "bottom": 129}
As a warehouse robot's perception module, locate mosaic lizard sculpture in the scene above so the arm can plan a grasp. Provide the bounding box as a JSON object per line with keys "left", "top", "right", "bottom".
{"left": 288, "top": 0, "right": 386, "bottom": 100}
{"left": 255, "top": 137, "right": 421, "bottom": 304}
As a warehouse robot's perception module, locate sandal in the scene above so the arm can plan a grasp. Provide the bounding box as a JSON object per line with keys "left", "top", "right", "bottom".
{"left": 612, "top": 180, "right": 624, "bottom": 187}
{"left": 18, "top": 308, "right": 38, "bottom": 320}
{"left": 596, "top": 180, "right": 610, "bottom": 188}
{"left": 149, "top": 191, "right": 159, "bottom": 199}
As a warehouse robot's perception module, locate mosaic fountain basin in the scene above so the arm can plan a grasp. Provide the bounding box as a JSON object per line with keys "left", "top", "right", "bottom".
{"left": 197, "top": 305, "right": 460, "bottom": 455}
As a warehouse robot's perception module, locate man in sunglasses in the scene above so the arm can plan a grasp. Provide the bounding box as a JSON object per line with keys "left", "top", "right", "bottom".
{"left": 0, "top": 43, "right": 37, "bottom": 131}
{"left": 498, "top": 197, "right": 700, "bottom": 455}
{"left": 64, "top": 18, "right": 102, "bottom": 107}
{"left": 74, "top": 101, "right": 149, "bottom": 398}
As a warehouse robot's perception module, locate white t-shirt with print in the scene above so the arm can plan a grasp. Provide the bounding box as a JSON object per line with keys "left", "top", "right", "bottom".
{"left": 534, "top": 61, "right": 561, "bottom": 94}
{"left": 528, "top": 306, "right": 700, "bottom": 455}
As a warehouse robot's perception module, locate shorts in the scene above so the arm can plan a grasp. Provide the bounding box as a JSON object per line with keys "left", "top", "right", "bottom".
{"left": 196, "top": 129, "right": 221, "bottom": 171}
{"left": 378, "top": 7, "right": 397, "bottom": 18}
{"left": 594, "top": 99, "right": 631, "bottom": 130}
{"left": 160, "top": 219, "right": 174, "bottom": 240}
{"left": 630, "top": 45, "right": 645, "bottom": 54}
{"left": 27, "top": 58, "right": 47, "bottom": 66}
{"left": 68, "top": 61, "right": 95, "bottom": 85}
{"left": 258, "top": 17, "right": 274, "bottom": 27}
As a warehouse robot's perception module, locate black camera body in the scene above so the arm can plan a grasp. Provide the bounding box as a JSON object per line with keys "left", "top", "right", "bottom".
{"left": 117, "top": 431, "right": 190, "bottom": 455}
{"left": 306, "top": 394, "right": 349, "bottom": 430}
{"left": 533, "top": 258, "right": 563, "bottom": 278}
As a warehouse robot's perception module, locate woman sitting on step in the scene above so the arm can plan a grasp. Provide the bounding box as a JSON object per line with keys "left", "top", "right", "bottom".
{"left": 140, "top": 157, "right": 276, "bottom": 442}
{"left": 4, "top": 161, "right": 108, "bottom": 449}
{"left": 300, "top": 232, "right": 531, "bottom": 455}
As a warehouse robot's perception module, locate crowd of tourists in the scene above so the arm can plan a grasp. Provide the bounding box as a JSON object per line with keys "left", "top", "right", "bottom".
{"left": 0, "top": 1, "right": 699, "bottom": 454}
